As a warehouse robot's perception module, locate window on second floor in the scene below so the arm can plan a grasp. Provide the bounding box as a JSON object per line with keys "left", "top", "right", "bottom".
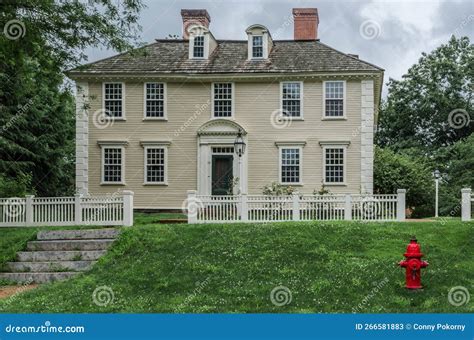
{"left": 193, "top": 36, "right": 204, "bottom": 58}
{"left": 103, "top": 83, "right": 123, "bottom": 118}
{"left": 252, "top": 35, "right": 263, "bottom": 58}
{"left": 324, "top": 81, "right": 345, "bottom": 117}
{"left": 212, "top": 83, "right": 233, "bottom": 118}
{"left": 281, "top": 82, "right": 302, "bottom": 117}
{"left": 145, "top": 83, "right": 165, "bottom": 119}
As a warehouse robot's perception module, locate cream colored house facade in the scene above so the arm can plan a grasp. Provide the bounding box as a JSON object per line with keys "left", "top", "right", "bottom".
{"left": 69, "top": 8, "right": 383, "bottom": 210}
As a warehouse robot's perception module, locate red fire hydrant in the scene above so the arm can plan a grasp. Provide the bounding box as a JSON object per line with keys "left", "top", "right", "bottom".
{"left": 399, "top": 237, "right": 428, "bottom": 289}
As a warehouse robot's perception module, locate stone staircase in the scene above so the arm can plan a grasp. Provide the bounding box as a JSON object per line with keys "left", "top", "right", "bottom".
{"left": 0, "top": 228, "right": 120, "bottom": 283}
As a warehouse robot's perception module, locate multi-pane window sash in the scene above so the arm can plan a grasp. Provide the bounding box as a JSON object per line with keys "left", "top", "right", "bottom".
{"left": 213, "top": 83, "right": 233, "bottom": 117}
{"left": 104, "top": 83, "right": 123, "bottom": 118}
{"left": 145, "top": 83, "right": 165, "bottom": 118}
{"left": 193, "top": 36, "right": 204, "bottom": 58}
{"left": 252, "top": 36, "right": 263, "bottom": 58}
{"left": 103, "top": 147, "right": 122, "bottom": 183}
{"left": 146, "top": 148, "right": 165, "bottom": 183}
{"left": 325, "top": 81, "right": 344, "bottom": 117}
{"left": 281, "top": 148, "right": 300, "bottom": 183}
{"left": 282, "top": 82, "right": 301, "bottom": 117}
{"left": 325, "top": 148, "right": 344, "bottom": 183}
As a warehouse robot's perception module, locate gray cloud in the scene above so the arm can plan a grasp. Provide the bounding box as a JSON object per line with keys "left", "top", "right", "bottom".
{"left": 83, "top": 0, "right": 474, "bottom": 97}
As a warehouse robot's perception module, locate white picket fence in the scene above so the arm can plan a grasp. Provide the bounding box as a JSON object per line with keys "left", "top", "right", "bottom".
{"left": 187, "top": 189, "right": 406, "bottom": 224}
{"left": 0, "top": 191, "right": 134, "bottom": 227}
{"left": 461, "top": 188, "right": 473, "bottom": 222}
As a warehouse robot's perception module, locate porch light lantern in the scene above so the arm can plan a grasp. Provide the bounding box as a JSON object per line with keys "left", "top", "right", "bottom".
{"left": 433, "top": 169, "right": 441, "bottom": 218}
{"left": 234, "top": 130, "right": 246, "bottom": 157}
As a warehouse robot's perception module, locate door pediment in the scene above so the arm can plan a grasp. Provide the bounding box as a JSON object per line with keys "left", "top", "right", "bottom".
{"left": 197, "top": 119, "right": 247, "bottom": 136}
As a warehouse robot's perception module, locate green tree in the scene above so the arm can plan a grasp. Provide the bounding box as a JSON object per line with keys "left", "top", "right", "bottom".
{"left": 376, "top": 36, "right": 473, "bottom": 152}
{"left": 0, "top": 0, "right": 144, "bottom": 196}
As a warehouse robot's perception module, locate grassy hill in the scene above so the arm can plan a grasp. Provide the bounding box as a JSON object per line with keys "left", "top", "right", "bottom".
{"left": 0, "top": 214, "right": 472, "bottom": 313}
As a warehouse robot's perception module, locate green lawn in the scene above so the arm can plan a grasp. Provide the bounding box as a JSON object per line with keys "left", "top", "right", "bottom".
{"left": 0, "top": 214, "right": 472, "bottom": 313}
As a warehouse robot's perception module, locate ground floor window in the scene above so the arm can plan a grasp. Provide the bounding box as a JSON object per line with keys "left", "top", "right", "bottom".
{"left": 324, "top": 147, "right": 345, "bottom": 183}
{"left": 102, "top": 147, "right": 124, "bottom": 183}
{"left": 279, "top": 147, "right": 301, "bottom": 184}
{"left": 145, "top": 147, "right": 166, "bottom": 184}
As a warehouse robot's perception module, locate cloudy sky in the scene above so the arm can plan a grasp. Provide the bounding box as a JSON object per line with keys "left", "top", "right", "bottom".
{"left": 85, "top": 0, "right": 473, "bottom": 96}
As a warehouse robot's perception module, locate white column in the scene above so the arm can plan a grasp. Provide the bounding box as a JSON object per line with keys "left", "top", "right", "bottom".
{"left": 241, "top": 193, "right": 248, "bottom": 222}
{"left": 397, "top": 189, "right": 406, "bottom": 221}
{"left": 25, "top": 195, "right": 34, "bottom": 226}
{"left": 344, "top": 194, "right": 352, "bottom": 221}
{"left": 75, "top": 82, "right": 89, "bottom": 195}
{"left": 122, "top": 190, "right": 134, "bottom": 227}
{"left": 461, "top": 188, "right": 472, "bottom": 222}
{"left": 292, "top": 193, "right": 300, "bottom": 221}
{"left": 187, "top": 190, "right": 198, "bottom": 224}
{"left": 74, "top": 193, "right": 82, "bottom": 225}
{"left": 360, "top": 80, "right": 374, "bottom": 194}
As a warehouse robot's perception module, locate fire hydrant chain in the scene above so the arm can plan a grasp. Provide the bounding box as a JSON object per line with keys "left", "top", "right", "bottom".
{"left": 398, "top": 236, "right": 428, "bottom": 289}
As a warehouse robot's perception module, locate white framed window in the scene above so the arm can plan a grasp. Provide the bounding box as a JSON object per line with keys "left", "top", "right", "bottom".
{"left": 323, "top": 81, "right": 346, "bottom": 118}
{"left": 101, "top": 146, "right": 125, "bottom": 184}
{"left": 193, "top": 36, "right": 205, "bottom": 58}
{"left": 252, "top": 35, "right": 263, "bottom": 58}
{"left": 323, "top": 147, "right": 345, "bottom": 184}
{"left": 212, "top": 83, "right": 234, "bottom": 118}
{"left": 103, "top": 83, "right": 125, "bottom": 118}
{"left": 279, "top": 146, "right": 302, "bottom": 185}
{"left": 144, "top": 83, "right": 166, "bottom": 119}
{"left": 144, "top": 146, "right": 167, "bottom": 184}
{"left": 281, "top": 82, "right": 303, "bottom": 118}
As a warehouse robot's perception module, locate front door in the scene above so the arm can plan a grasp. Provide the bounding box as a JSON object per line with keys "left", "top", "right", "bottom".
{"left": 212, "top": 155, "right": 233, "bottom": 195}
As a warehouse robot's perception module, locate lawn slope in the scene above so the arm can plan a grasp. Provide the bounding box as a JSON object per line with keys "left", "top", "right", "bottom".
{"left": 0, "top": 218, "right": 472, "bottom": 313}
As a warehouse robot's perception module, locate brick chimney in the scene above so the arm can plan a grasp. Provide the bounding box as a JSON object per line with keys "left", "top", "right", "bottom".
{"left": 181, "top": 9, "right": 211, "bottom": 39}
{"left": 292, "top": 8, "right": 319, "bottom": 40}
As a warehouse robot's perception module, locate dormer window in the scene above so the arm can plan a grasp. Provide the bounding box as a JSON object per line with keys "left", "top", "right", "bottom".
{"left": 246, "top": 24, "right": 273, "bottom": 60}
{"left": 193, "top": 36, "right": 204, "bottom": 58}
{"left": 252, "top": 36, "right": 263, "bottom": 58}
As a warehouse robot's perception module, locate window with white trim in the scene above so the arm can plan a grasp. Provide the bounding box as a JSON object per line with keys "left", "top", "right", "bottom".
{"left": 213, "top": 83, "right": 233, "bottom": 117}
{"left": 104, "top": 83, "right": 123, "bottom": 118}
{"left": 280, "top": 147, "right": 301, "bottom": 184}
{"left": 145, "top": 83, "right": 165, "bottom": 118}
{"left": 103, "top": 147, "right": 123, "bottom": 183}
{"left": 145, "top": 147, "right": 166, "bottom": 184}
{"left": 324, "top": 81, "right": 344, "bottom": 117}
{"left": 324, "top": 147, "right": 344, "bottom": 183}
{"left": 281, "top": 82, "right": 302, "bottom": 117}
{"left": 252, "top": 36, "right": 263, "bottom": 58}
{"left": 193, "top": 36, "right": 204, "bottom": 58}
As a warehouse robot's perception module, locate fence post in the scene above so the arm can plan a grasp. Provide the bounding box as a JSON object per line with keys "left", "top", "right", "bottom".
{"left": 344, "top": 194, "right": 352, "bottom": 221}
{"left": 75, "top": 193, "right": 82, "bottom": 225}
{"left": 461, "top": 188, "right": 472, "bottom": 222}
{"left": 292, "top": 193, "right": 300, "bottom": 221}
{"left": 397, "top": 189, "right": 406, "bottom": 221}
{"left": 187, "top": 190, "right": 198, "bottom": 224}
{"left": 25, "top": 195, "right": 34, "bottom": 226}
{"left": 241, "top": 193, "right": 248, "bottom": 222}
{"left": 122, "top": 190, "right": 134, "bottom": 227}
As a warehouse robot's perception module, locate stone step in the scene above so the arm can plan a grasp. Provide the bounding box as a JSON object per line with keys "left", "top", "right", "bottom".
{"left": 37, "top": 228, "right": 120, "bottom": 241}
{"left": 16, "top": 250, "right": 107, "bottom": 262}
{"left": 0, "top": 272, "right": 79, "bottom": 283}
{"left": 6, "top": 261, "right": 96, "bottom": 273}
{"left": 27, "top": 239, "right": 114, "bottom": 251}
